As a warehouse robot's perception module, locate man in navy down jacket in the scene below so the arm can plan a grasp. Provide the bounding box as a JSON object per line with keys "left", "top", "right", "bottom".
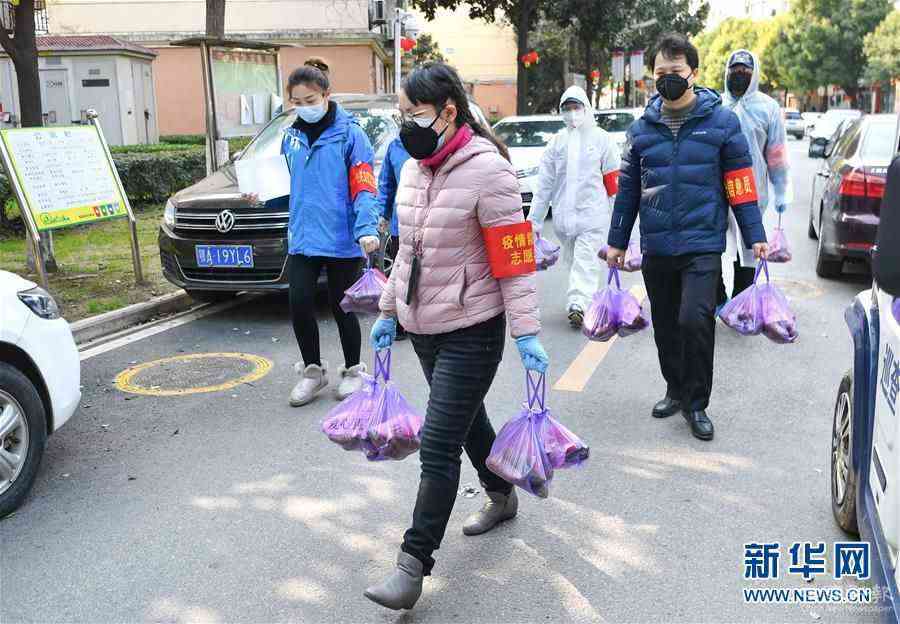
{"left": 606, "top": 33, "right": 768, "bottom": 442}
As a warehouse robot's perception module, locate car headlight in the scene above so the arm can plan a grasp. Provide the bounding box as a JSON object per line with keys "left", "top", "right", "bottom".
{"left": 164, "top": 199, "right": 176, "bottom": 228}
{"left": 517, "top": 167, "right": 539, "bottom": 178}
{"left": 18, "top": 286, "right": 60, "bottom": 320}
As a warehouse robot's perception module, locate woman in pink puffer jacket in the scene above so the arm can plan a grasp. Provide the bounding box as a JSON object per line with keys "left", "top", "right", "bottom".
{"left": 363, "top": 63, "right": 548, "bottom": 611}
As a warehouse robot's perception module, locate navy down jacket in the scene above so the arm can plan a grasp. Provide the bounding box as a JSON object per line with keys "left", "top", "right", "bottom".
{"left": 608, "top": 88, "right": 767, "bottom": 256}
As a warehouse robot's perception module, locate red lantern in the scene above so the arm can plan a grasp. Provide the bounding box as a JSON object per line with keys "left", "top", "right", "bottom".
{"left": 400, "top": 37, "right": 416, "bottom": 53}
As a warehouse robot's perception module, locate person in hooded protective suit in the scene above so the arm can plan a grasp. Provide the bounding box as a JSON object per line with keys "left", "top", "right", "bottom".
{"left": 528, "top": 85, "right": 621, "bottom": 327}
{"left": 719, "top": 49, "right": 792, "bottom": 302}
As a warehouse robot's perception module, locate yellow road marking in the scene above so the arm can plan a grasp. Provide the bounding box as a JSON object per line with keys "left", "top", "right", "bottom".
{"left": 114, "top": 352, "right": 273, "bottom": 396}
{"left": 554, "top": 284, "right": 647, "bottom": 393}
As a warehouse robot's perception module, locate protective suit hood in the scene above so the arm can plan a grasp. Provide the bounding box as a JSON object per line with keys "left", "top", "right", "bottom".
{"left": 558, "top": 85, "right": 597, "bottom": 130}
{"left": 723, "top": 49, "right": 761, "bottom": 104}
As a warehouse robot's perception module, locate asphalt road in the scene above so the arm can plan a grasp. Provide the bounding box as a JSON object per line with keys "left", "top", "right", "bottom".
{"left": 1, "top": 138, "right": 885, "bottom": 624}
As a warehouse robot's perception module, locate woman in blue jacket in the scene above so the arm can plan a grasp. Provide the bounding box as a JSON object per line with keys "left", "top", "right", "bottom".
{"left": 375, "top": 135, "right": 411, "bottom": 339}
{"left": 282, "top": 58, "right": 381, "bottom": 407}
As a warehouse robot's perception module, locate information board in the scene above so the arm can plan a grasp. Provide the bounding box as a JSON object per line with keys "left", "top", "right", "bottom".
{"left": 0, "top": 125, "right": 127, "bottom": 231}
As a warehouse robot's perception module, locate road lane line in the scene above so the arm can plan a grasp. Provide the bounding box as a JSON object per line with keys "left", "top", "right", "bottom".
{"left": 553, "top": 284, "right": 646, "bottom": 393}
{"left": 79, "top": 297, "right": 249, "bottom": 362}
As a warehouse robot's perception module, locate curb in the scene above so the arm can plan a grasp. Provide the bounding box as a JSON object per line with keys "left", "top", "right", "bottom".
{"left": 71, "top": 290, "right": 195, "bottom": 345}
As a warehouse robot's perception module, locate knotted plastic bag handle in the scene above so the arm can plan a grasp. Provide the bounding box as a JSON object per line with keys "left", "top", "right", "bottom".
{"left": 753, "top": 258, "right": 770, "bottom": 284}
{"left": 526, "top": 370, "right": 547, "bottom": 412}
{"left": 374, "top": 348, "right": 391, "bottom": 382}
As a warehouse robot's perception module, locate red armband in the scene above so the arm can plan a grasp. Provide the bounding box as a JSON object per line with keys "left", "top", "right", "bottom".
{"left": 603, "top": 170, "right": 620, "bottom": 197}
{"left": 482, "top": 222, "right": 537, "bottom": 279}
{"left": 349, "top": 162, "right": 377, "bottom": 200}
{"left": 724, "top": 167, "right": 758, "bottom": 206}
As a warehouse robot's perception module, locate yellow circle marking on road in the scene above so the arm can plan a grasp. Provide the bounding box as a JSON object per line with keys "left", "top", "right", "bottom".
{"left": 114, "top": 352, "right": 273, "bottom": 396}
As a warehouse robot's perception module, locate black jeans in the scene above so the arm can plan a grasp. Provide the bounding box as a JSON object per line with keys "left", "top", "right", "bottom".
{"left": 642, "top": 253, "right": 721, "bottom": 412}
{"left": 401, "top": 314, "right": 510, "bottom": 575}
{"left": 288, "top": 254, "right": 362, "bottom": 368}
{"left": 716, "top": 252, "right": 756, "bottom": 305}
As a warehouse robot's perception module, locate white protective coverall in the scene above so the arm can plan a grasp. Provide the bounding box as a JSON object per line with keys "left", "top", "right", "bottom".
{"left": 722, "top": 49, "right": 793, "bottom": 268}
{"left": 528, "top": 85, "right": 621, "bottom": 313}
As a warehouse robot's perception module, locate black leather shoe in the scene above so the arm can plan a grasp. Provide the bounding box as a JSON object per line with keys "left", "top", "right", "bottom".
{"left": 683, "top": 410, "right": 714, "bottom": 441}
{"left": 652, "top": 396, "right": 682, "bottom": 418}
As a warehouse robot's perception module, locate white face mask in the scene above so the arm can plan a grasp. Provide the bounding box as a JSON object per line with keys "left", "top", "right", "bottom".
{"left": 562, "top": 108, "right": 586, "bottom": 129}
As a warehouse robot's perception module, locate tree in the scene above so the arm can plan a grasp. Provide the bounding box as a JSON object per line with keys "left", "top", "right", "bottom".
{"left": 768, "top": 0, "right": 892, "bottom": 107}
{"left": 0, "top": 0, "right": 57, "bottom": 272}
{"left": 411, "top": 33, "right": 445, "bottom": 64}
{"left": 864, "top": 9, "right": 900, "bottom": 83}
{"left": 412, "top": 0, "right": 542, "bottom": 114}
{"left": 206, "top": 0, "right": 226, "bottom": 39}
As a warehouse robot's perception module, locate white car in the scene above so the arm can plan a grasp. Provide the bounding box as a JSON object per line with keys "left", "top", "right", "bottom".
{"left": 492, "top": 115, "right": 565, "bottom": 213}
{"left": 595, "top": 107, "right": 643, "bottom": 154}
{"left": 0, "top": 271, "right": 80, "bottom": 517}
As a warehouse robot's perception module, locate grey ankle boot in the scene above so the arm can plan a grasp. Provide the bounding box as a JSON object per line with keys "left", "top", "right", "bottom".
{"left": 363, "top": 552, "right": 424, "bottom": 610}
{"left": 462, "top": 488, "right": 518, "bottom": 536}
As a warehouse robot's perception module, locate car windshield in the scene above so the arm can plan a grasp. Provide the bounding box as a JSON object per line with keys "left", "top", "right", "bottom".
{"left": 861, "top": 120, "right": 900, "bottom": 160}
{"left": 596, "top": 112, "right": 636, "bottom": 132}
{"left": 236, "top": 108, "right": 399, "bottom": 163}
{"left": 493, "top": 120, "right": 564, "bottom": 148}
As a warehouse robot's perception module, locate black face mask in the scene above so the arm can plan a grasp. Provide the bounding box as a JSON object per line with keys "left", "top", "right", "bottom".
{"left": 399, "top": 114, "right": 448, "bottom": 160}
{"left": 656, "top": 73, "right": 691, "bottom": 101}
{"left": 727, "top": 72, "right": 752, "bottom": 97}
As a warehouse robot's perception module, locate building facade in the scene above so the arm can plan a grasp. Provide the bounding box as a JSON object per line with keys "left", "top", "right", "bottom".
{"left": 46, "top": 0, "right": 395, "bottom": 135}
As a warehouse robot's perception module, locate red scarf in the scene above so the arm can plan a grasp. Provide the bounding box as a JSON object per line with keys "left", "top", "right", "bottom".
{"left": 421, "top": 123, "right": 474, "bottom": 170}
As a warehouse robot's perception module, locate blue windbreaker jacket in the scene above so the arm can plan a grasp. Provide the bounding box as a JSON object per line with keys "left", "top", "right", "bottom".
{"left": 608, "top": 88, "right": 767, "bottom": 256}
{"left": 281, "top": 104, "right": 379, "bottom": 258}
{"left": 375, "top": 137, "right": 411, "bottom": 237}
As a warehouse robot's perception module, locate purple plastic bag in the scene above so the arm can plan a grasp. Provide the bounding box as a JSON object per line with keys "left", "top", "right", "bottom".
{"left": 322, "top": 350, "right": 424, "bottom": 460}
{"left": 582, "top": 267, "right": 649, "bottom": 342}
{"left": 598, "top": 242, "right": 642, "bottom": 272}
{"left": 719, "top": 259, "right": 798, "bottom": 344}
{"left": 486, "top": 373, "right": 554, "bottom": 498}
{"left": 529, "top": 373, "right": 589, "bottom": 469}
{"left": 534, "top": 236, "right": 561, "bottom": 271}
{"left": 767, "top": 215, "right": 792, "bottom": 263}
{"left": 340, "top": 265, "right": 388, "bottom": 315}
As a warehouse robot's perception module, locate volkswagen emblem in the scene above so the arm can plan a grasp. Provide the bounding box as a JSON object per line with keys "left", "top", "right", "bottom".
{"left": 215, "top": 210, "right": 236, "bottom": 233}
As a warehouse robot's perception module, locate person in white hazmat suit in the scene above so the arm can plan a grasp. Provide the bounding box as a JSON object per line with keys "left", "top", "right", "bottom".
{"left": 528, "top": 85, "right": 621, "bottom": 328}
{"left": 718, "top": 49, "right": 792, "bottom": 305}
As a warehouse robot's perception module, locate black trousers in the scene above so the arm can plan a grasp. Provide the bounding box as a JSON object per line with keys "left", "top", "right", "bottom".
{"left": 401, "top": 314, "right": 510, "bottom": 575}
{"left": 288, "top": 254, "right": 362, "bottom": 369}
{"left": 642, "top": 253, "right": 721, "bottom": 412}
{"left": 717, "top": 253, "right": 756, "bottom": 305}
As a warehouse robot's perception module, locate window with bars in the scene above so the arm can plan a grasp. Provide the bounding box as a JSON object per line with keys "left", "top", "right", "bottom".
{"left": 1, "top": 1, "right": 49, "bottom": 34}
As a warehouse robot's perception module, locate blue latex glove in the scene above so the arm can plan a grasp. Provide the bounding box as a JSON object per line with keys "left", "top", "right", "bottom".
{"left": 371, "top": 316, "right": 397, "bottom": 350}
{"left": 515, "top": 335, "right": 549, "bottom": 373}
{"left": 775, "top": 203, "right": 788, "bottom": 214}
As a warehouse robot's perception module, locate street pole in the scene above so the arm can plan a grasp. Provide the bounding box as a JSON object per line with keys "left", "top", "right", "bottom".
{"left": 393, "top": 7, "right": 402, "bottom": 95}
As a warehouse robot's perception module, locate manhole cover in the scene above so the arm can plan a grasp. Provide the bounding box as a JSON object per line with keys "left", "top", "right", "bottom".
{"left": 115, "top": 353, "right": 272, "bottom": 396}
{"left": 772, "top": 279, "right": 824, "bottom": 301}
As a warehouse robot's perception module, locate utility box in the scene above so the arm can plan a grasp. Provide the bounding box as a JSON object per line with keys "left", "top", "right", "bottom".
{"left": 0, "top": 35, "right": 158, "bottom": 146}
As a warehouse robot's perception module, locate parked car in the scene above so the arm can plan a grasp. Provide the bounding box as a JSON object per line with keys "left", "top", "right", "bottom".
{"left": 0, "top": 271, "right": 80, "bottom": 518}
{"left": 832, "top": 126, "right": 900, "bottom": 619}
{"left": 783, "top": 108, "right": 805, "bottom": 140}
{"left": 808, "top": 114, "right": 898, "bottom": 278}
{"left": 595, "top": 107, "right": 643, "bottom": 153}
{"left": 158, "top": 96, "right": 400, "bottom": 300}
{"left": 809, "top": 108, "right": 864, "bottom": 157}
{"left": 492, "top": 115, "right": 565, "bottom": 214}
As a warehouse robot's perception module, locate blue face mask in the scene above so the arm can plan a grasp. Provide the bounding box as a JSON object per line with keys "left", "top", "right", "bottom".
{"left": 297, "top": 102, "right": 327, "bottom": 123}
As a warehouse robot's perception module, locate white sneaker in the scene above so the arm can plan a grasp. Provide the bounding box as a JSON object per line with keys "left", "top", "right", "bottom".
{"left": 335, "top": 363, "right": 367, "bottom": 400}
{"left": 289, "top": 361, "right": 329, "bottom": 407}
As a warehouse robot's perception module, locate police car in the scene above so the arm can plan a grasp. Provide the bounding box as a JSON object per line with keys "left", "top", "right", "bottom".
{"left": 831, "top": 114, "right": 900, "bottom": 619}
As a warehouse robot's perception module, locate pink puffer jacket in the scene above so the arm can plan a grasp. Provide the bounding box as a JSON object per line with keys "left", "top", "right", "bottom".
{"left": 379, "top": 135, "right": 541, "bottom": 338}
